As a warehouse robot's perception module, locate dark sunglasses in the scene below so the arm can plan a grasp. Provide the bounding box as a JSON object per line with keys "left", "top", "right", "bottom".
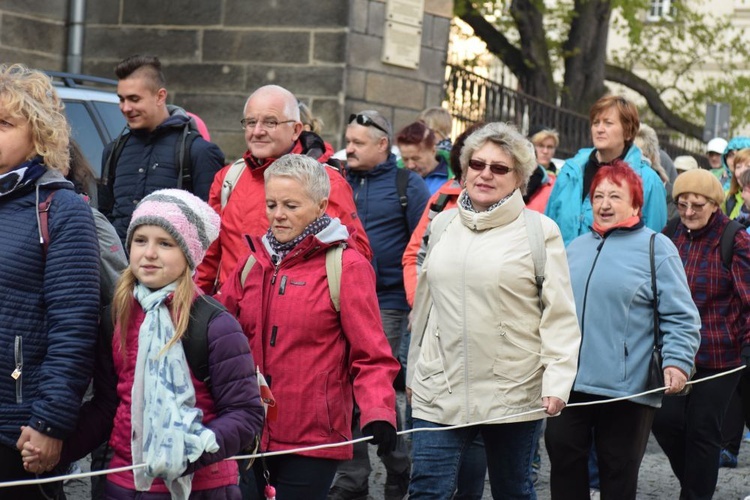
{"left": 467, "top": 159, "right": 514, "bottom": 175}
{"left": 349, "top": 113, "right": 389, "bottom": 135}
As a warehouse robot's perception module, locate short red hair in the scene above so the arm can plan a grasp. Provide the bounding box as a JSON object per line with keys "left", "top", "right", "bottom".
{"left": 396, "top": 121, "right": 436, "bottom": 149}
{"left": 589, "top": 95, "right": 640, "bottom": 144}
{"left": 590, "top": 159, "right": 644, "bottom": 215}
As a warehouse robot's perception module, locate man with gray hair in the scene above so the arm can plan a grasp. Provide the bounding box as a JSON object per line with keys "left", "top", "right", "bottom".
{"left": 196, "top": 84, "right": 371, "bottom": 293}
{"left": 328, "top": 111, "right": 430, "bottom": 500}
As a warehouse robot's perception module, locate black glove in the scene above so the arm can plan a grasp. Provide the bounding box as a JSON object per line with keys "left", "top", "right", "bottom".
{"left": 362, "top": 421, "right": 397, "bottom": 457}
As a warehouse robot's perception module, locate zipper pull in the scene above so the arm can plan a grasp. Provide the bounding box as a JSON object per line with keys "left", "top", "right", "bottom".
{"left": 11, "top": 366, "right": 21, "bottom": 380}
{"left": 279, "top": 276, "right": 287, "bottom": 295}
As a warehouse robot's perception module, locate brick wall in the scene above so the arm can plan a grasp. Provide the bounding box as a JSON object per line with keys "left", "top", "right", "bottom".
{"left": 0, "top": 0, "right": 452, "bottom": 159}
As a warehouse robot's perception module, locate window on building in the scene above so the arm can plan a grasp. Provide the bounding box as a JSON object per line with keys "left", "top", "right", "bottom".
{"left": 647, "top": 0, "right": 675, "bottom": 21}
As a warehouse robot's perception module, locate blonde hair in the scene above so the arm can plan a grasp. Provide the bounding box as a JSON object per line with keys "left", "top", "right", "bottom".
{"left": 530, "top": 129, "right": 560, "bottom": 148}
{"left": 418, "top": 107, "right": 452, "bottom": 141}
{"left": 111, "top": 265, "right": 196, "bottom": 354}
{"left": 635, "top": 124, "right": 668, "bottom": 184}
{"left": 298, "top": 102, "right": 324, "bottom": 134}
{"left": 0, "top": 64, "right": 70, "bottom": 172}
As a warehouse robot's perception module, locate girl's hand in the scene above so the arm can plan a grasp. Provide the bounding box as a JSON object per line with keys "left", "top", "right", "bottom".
{"left": 20, "top": 440, "right": 42, "bottom": 471}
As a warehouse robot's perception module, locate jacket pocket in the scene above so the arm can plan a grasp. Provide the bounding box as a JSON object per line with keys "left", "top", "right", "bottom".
{"left": 411, "top": 357, "right": 445, "bottom": 406}
{"left": 13, "top": 335, "right": 23, "bottom": 404}
{"left": 315, "top": 371, "right": 348, "bottom": 439}
{"left": 492, "top": 356, "right": 543, "bottom": 409}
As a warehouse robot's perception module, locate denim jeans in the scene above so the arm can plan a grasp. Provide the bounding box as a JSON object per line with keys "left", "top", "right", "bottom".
{"left": 409, "top": 418, "right": 541, "bottom": 499}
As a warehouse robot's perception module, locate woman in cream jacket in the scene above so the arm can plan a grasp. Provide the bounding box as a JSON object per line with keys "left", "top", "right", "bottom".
{"left": 406, "top": 122, "right": 581, "bottom": 499}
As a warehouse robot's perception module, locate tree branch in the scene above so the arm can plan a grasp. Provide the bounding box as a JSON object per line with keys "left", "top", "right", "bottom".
{"left": 604, "top": 64, "right": 703, "bottom": 140}
{"left": 455, "top": 0, "right": 526, "bottom": 77}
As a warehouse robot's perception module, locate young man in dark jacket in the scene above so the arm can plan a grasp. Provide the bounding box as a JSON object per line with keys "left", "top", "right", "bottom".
{"left": 100, "top": 54, "right": 225, "bottom": 244}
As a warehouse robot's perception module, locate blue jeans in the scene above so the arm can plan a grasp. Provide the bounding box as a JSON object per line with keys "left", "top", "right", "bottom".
{"left": 410, "top": 418, "right": 541, "bottom": 499}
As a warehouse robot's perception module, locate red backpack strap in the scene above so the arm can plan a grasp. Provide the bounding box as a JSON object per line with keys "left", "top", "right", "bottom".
{"left": 38, "top": 191, "right": 56, "bottom": 257}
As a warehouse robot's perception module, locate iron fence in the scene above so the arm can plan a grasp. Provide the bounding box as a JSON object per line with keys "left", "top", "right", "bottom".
{"left": 444, "top": 64, "right": 706, "bottom": 166}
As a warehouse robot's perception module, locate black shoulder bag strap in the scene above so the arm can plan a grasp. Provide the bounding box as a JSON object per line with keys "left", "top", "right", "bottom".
{"left": 650, "top": 233, "right": 662, "bottom": 354}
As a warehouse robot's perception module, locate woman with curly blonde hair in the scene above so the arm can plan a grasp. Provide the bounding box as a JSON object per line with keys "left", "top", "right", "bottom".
{"left": 0, "top": 64, "right": 100, "bottom": 499}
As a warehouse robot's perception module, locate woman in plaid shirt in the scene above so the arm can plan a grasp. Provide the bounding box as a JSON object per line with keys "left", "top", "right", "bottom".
{"left": 652, "top": 168, "right": 750, "bottom": 500}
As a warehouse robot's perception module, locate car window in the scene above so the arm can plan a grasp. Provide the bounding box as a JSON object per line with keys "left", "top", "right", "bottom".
{"left": 94, "top": 101, "right": 126, "bottom": 139}
{"left": 64, "top": 100, "right": 106, "bottom": 178}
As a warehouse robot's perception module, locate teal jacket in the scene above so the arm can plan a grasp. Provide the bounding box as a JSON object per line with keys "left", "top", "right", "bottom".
{"left": 545, "top": 146, "right": 667, "bottom": 245}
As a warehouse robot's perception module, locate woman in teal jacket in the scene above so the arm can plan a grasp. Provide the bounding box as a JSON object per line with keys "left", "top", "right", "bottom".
{"left": 545, "top": 161, "right": 700, "bottom": 499}
{"left": 545, "top": 95, "right": 667, "bottom": 245}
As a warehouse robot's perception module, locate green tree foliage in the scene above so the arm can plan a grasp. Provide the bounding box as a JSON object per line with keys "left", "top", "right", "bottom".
{"left": 456, "top": 0, "right": 750, "bottom": 138}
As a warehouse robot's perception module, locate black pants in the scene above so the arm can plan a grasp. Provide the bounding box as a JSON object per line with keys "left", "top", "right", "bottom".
{"left": 545, "top": 392, "right": 655, "bottom": 500}
{"left": 720, "top": 368, "right": 750, "bottom": 455}
{"left": 652, "top": 368, "right": 741, "bottom": 500}
{"left": 0, "top": 443, "right": 65, "bottom": 500}
{"left": 250, "top": 454, "right": 339, "bottom": 500}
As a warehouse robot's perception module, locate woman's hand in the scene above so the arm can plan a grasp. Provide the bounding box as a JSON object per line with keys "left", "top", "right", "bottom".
{"left": 16, "top": 426, "right": 62, "bottom": 473}
{"left": 663, "top": 366, "right": 688, "bottom": 395}
{"left": 542, "top": 396, "right": 565, "bottom": 416}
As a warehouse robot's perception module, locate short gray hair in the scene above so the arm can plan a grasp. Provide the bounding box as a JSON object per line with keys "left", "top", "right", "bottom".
{"left": 349, "top": 109, "right": 391, "bottom": 148}
{"left": 459, "top": 122, "right": 537, "bottom": 194}
{"left": 264, "top": 154, "right": 330, "bottom": 203}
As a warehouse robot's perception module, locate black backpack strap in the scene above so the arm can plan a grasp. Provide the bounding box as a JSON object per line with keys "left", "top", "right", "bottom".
{"left": 99, "top": 128, "right": 130, "bottom": 217}
{"left": 176, "top": 125, "right": 198, "bottom": 192}
{"left": 720, "top": 219, "right": 744, "bottom": 271}
{"left": 430, "top": 193, "right": 450, "bottom": 215}
{"left": 183, "top": 295, "right": 227, "bottom": 389}
{"left": 396, "top": 168, "right": 409, "bottom": 212}
{"left": 662, "top": 216, "right": 680, "bottom": 238}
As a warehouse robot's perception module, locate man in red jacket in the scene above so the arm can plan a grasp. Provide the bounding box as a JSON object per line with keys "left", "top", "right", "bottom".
{"left": 196, "top": 85, "right": 371, "bottom": 293}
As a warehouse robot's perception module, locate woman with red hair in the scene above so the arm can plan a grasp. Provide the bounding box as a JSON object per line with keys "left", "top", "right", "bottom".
{"left": 545, "top": 160, "right": 700, "bottom": 499}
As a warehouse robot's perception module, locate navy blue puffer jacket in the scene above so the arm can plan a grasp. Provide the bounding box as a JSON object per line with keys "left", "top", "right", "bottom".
{"left": 102, "top": 111, "right": 225, "bottom": 243}
{"left": 0, "top": 168, "right": 100, "bottom": 448}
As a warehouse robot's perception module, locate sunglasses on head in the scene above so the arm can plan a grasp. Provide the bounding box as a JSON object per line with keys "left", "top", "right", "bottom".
{"left": 349, "top": 113, "right": 389, "bottom": 135}
{"left": 467, "top": 159, "right": 514, "bottom": 175}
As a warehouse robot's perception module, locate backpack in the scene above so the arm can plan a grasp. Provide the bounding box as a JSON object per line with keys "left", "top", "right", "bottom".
{"left": 663, "top": 216, "right": 743, "bottom": 270}
{"left": 427, "top": 207, "right": 547, "bottom": 309}
{"left": 239, "top": 244, "right": 345, "bottom": 312}
{"left": 100, "top": 294, "right": 227, "bottom": 388}
{"left": 38, "top": 188, "right": 128, "bottom": 306}
{"left": 100, "top": 118, "right": 202, "bottom": 214}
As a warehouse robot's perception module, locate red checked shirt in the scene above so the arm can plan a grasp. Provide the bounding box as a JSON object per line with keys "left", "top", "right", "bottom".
{"left": 666, "top": 211, "right": 750, "bottom": 369}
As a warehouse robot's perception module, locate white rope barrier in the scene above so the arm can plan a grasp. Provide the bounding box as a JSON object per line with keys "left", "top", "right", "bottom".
{"left": 0, "top": 365, "right": 745, "bottom": 488}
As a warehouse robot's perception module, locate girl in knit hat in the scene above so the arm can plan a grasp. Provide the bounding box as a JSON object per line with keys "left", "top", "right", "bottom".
{"left": 23, "top": 189, "right": 264, "bottom": 500}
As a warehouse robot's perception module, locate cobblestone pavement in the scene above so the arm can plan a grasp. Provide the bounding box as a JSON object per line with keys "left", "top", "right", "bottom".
{"left": 62, "top": 432, "right": 750, "bottom": 499}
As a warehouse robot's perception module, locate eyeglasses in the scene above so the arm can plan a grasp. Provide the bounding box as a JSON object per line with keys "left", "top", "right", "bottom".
{"left": 240, "top": 118, "right": 296, "bottom": 131}
{"left": 348, "top": 113, "right": 389, "bottom": 135}
{"left": 676, "top": 201, "right": 711, "bottom": 213}
{"left": 467, "top": 159, "right": 515, "bottom": 176}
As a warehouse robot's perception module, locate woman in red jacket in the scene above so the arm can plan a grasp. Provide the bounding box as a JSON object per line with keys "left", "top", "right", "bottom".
{"left": 219, "top": 153, "right": 400, "bottom": 500}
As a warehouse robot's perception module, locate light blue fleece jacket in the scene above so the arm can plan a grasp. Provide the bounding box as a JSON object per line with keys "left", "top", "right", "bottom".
{"left": 545, "top": 146, "right": 667, "bottom": 246}
{"left": 566, "top": 225, "right": 701, "bottom": 407}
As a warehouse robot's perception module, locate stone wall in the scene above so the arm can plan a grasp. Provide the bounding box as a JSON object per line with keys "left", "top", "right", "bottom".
{"left": 0, "top": 0, "right": 452, "bottom": 159}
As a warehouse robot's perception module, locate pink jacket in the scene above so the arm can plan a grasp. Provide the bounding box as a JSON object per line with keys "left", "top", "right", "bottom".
{"left": 219, "top": 224, "right": 399, "bottom": 460}
{"left": 108, "top": 298, "right": 262, "bottom": 493}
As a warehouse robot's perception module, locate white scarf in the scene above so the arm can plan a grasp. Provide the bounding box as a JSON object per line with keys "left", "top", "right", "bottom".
{"left": 131, "top": 282, "right": 219, "bottom": 499}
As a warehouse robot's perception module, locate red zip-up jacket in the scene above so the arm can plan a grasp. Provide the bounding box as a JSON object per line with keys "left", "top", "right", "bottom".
{"left": 219, "top": 225, "right": 399, "bottom": 460}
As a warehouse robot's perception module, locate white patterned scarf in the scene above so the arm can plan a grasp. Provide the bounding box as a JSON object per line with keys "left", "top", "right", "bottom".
{"left": 131, "top": 282, "right": 219, "bottom": 499}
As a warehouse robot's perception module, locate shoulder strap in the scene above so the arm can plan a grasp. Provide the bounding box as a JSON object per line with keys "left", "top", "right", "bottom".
{"left": 427, "top": 207, "right": 458, "bottom": 249}
{"left": 101, "top": 128, "right": 130, "bottom": 188}
{"left": 240, "top": 254, "right": 258, "bottom": 287}
{"left": 221, "top": 158, "right": 247, "bottom": 210}
{"left": 726, "top": 194, "right": 738, "bottom": 218}
{"left": 523, "top": 209, "right": 547, "bottom": 310}
{"left": 183, "top": 295, "right": 227, "bottom": 388}
{"left": 649, "top": 233, "right": 662, "bottom": 349}
{"left": 38, "top": 190, "right": 56, "bottom": 258}
{"left": 720, "top": 219, "right": 744, "bottom": 270}
{"left": 663, "top": 216, "right": 680, "bottom": 238}
{"left": 176, "top": 124, "right": 198, "bottom": 192}
{"left": 238, "top": 246, "right": 344, "bottom": 312}
{"left": 325, "top": 244, "right": 344, "bottom": 313}
{"left": 396, "top": 168, "right": 410, "bottom": 213}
